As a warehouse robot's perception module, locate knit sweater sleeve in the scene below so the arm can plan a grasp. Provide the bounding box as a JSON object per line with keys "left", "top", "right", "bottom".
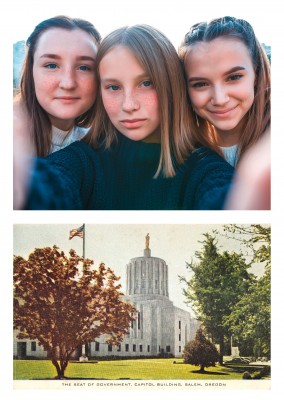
{"left": 24, "top": 142, "right": 96, "bottom": 210}
{"left": 183, "top": 148, "right": 235, "bottom": 210}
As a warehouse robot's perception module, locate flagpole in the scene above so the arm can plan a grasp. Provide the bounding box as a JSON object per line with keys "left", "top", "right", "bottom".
{"left": 83, "top": 224, "right": 85, "bottom": 258}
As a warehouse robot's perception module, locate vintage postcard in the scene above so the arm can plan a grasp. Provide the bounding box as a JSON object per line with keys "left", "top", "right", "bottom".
{"left": 13, "top": 223, "right": 271, "bottom": 390}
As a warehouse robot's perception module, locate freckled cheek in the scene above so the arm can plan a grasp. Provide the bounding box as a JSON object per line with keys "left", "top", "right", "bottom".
{"left": 102, "top": 96, "right": 121, "bottom": 117}
{"left": 33, "top": 75, "right": 58, "bottom": 96}
{"left": 142, "top": 92, "right": 159, "bottom": 111}
{"left": 81, "top": 79, "right": 98, "bottom": 102}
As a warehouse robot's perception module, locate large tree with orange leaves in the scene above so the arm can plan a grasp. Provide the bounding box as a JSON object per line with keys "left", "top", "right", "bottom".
{"left": 14, "top": 245, "right": 136, "bottom": 379}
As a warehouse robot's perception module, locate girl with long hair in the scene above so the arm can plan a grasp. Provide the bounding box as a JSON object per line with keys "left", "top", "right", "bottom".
{"left": 14, "top": 24, "right": 233, "bottom": 210}
{"left": 179, "top": 16, "right": 270, "bottom": 167}
{"left": 17, "top": 15, "right": 101, "bottom": 156}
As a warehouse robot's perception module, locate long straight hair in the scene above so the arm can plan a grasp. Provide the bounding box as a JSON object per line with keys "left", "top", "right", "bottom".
{"left": 20, "top": 15, "right": 101, "bottom": 156}
{"left": 84, "top": 24, "right": 194, "bottom": 177}
{"left": 179, "top": 16, "right": 271, "bottom": 162}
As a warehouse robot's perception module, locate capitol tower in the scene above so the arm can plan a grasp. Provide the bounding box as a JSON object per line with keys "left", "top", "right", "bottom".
{"left": 89, "top": 234, "right": 198, "bottom": 358}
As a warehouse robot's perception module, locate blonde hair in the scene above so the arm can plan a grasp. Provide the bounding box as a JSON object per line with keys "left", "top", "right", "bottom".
{"left": 84, "top": 24, "right": 194, "bottom": 177}
{"left": 179, "top": 16, "right": 271, "bottom": 163}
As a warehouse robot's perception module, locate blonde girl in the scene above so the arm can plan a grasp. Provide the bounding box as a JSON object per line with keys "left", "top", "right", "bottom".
{"left": 14, "top": 25, "right": 234, "bottom": 210}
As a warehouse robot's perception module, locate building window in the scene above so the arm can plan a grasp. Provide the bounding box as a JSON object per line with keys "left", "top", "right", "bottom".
{"left": 159, "top": 345, "right": 161, "bottom": 352}
{"left": 179, "top": 346, "right": 181, "bottom": 352}
{"left": 133, "top": 344, "right": 136, "bottom": 352}
{"left": 179, "top": 320, "right": 181, "bottom": 329}
{"left": 179, "top": 333, "right": 181, "bottom": 341}
{"left": 147, "top": 345, "right": 150, "bottom": 352}
{"left": 95, "top": 342, "right": 100, "bottom": 351}
{"left": 117, "top": 344, "right": 121, "bottom": 352}
{"left": 138, "top": 312, "right": 141, "bottom": 330}
{"left": 140, "top": 344, "right": 143, "bottom": 352}
{"left": 166, "top": 345, "right": 171, "bottom": 353}
{"left": 31, "top": 341, "right": 36, "bottom": 352}
{"left": 125, "top": 344, "right": 129, "bottom": 352}
{"left": 108, "top": 344, "right": 112, "bottom": 352}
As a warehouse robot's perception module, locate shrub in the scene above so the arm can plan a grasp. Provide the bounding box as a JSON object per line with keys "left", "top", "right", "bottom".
{"left": 242, "top": 371, "right": 252, "bottom": 379}
{"left": 252, "top": 365, "right": 271, "bottom": 379}
{"left": 183, "top": 328, "right": 219, "bottom": 372}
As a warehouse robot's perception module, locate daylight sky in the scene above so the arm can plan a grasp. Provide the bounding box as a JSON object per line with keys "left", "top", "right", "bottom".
{"left": 10, "top": 0, "right": 276, "bottom": 47}
{"left": 14, "top": 223, "right": 267, "bottom": 313}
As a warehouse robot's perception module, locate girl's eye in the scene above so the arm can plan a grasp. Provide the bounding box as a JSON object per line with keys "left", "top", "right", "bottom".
{"left": 228, "top": 74, "right": 243, "bottom": 81}
{"left": 79, "top": 65, "right": 91, "bottom": 71}
{"left": 107, "top": 85, "right": 120, "bottom": 91}
{"left": 45, "top": 63, "right": 58, "bottom": 69}
{"left": 191, "top": 81, "right": 208, "bottom": 89}
{"left": 141, "top": 80, "right": 153, "bottom": 88}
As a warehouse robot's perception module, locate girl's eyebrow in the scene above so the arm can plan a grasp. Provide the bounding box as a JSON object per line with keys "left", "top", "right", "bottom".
{"left": 101, "top": 73, "right": 150, "bottom": 84}
{"left": 40, "top": 53, "right": 61, "bottom": 59}
{"left": 40, "top": 54, "right": 96, "bottom": 62}
{"left": 224, "top": 66, "right": 246, "bottom": 75}
{"left": 188, "top": 66, "right": 246, "bottom": 82}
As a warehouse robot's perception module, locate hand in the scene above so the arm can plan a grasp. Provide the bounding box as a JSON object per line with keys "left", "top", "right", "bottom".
{"left": 225, "top": 130, "right": 271, "bottom": 210}
{"left": 13, "top": 96, "right": 35, "bottom": 209}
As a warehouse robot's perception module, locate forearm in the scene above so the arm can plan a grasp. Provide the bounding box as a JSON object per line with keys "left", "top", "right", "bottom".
{"left": 24, "top": 158, "right": 81, "bottom": 209}
{"left": 24, "top": 158, "right": 83, "bottom": 210}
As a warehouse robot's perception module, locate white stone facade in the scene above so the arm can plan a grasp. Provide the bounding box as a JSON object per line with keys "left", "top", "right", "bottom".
{"left": 13, "top": 330, "right": 48, "bottom": 359}
{"left": 89, "top": 247, "right": 197, "bottom": 358}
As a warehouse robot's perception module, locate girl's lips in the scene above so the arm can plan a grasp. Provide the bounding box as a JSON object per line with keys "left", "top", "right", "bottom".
{"left": 210, "top": 105, "right": 238, "bottom": 116}
{"left": 120, "top": 119, "right": 147, "bottom": 128}
{"left": 55, "top": 97, "right": 80, "bottom": 103}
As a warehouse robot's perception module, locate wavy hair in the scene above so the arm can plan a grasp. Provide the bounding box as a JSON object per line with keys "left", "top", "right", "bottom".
{"left": 179, "top": 16, "right": 271, "bottom": 162}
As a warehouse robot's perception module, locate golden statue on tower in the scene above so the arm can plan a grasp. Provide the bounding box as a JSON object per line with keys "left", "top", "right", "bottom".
{"left": 145, "top": 233, "right": 150, "bottom": 249}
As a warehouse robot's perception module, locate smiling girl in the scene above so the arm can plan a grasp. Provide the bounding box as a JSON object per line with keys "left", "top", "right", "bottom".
{"left": 179, "top": 16, "right": 270, "bottom": 166}
{"left": 14, "top": 24, "right": 234, "bottom": 210}
{"left": 16, "top": 15, "right": 101, "bottom": 156}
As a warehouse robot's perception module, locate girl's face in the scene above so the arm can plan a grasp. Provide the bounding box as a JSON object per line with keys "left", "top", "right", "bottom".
{"left": 33, "top": 28, "right": 98, "bottom": 131}
{"left": 184, "top": 37, "right": 255, "bottom": 146}
{"left": 99, "top": 45, "right": 160, "bottom": 143}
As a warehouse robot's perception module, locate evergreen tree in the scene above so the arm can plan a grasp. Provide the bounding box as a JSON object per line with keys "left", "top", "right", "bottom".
{"left": 222, "top": 224, "right": 271, "bottom": 358}
{"left": 224, "top": 269, "right": 270, "bottom": 358}
{"left": 180, "top": 233, "right": 254, "bottom": 364}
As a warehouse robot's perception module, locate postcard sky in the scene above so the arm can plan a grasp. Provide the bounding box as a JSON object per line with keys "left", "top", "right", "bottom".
{"left": 14, "top": 223, "right": 267, "bottom": 315}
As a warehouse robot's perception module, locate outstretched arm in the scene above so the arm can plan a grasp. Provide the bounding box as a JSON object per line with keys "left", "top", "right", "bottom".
{"left": 225, "top": 130, "right": 271, "bottom": 210}
{"left": 13, "top": 96, "right": 34, "bottom": 209}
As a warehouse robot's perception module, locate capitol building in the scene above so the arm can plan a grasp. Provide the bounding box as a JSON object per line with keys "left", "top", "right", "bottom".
{"left": 14, "top": 235, "right": 198, "bottom": 359}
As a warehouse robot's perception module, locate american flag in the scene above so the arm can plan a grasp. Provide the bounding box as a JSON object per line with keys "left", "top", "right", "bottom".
{"left": 69, "top": 225, "right": 84, "bottom": 240}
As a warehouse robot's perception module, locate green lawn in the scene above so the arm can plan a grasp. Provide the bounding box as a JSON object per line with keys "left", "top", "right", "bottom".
{"left": 14, "top": 358, "right": 250, "bottom": 380}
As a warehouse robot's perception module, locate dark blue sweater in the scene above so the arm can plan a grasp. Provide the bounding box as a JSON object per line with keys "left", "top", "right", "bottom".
{"left": 25, "top": 134, "right": 234, "bottom": 210}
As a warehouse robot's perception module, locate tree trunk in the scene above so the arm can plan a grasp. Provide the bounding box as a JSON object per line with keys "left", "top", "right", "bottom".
{"left": 219, "top": 337, "right": 224, "bottom": 365}
{"left": 52, "top": 358, "right": 67, "bottom": 379}
{"left": 200, "top": 364, "right": 205, "bottom": 372}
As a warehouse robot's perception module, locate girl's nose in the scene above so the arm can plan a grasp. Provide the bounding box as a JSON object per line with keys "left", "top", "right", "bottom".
{"left": 59, "top": 69, "right": 77, "bottom": 90}
{"left": 210, "top": 85, "right": 230, "bottom": 106}
{"left": 122, "top": 90, "right": 139, "bottom": 112}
